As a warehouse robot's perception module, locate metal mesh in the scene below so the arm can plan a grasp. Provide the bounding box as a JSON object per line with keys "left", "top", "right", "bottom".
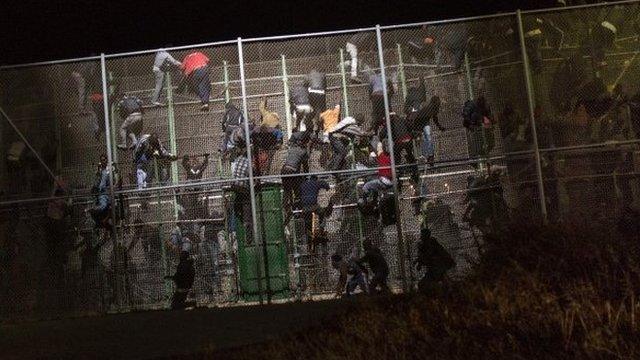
{"left": 1, "top": 1, "right": 639, "bottom": 322}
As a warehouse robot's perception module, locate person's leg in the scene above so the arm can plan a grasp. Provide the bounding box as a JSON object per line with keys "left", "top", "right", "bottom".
{"left": 72, "top": 73, "right": 87, "bottom": 112}
{"left": 151, "top": 70, "right": 165, "bottom": 104}
{"left": 346, "top": 42, "right": 358, "bottom": 78}
{"left": 422, "top": 125, "right": 434, "bottom": 159}
{"left": 136, "top": 167, "right": 147, "bottom": 189}
{"left": 196, "top": 68, "right": 211, "bottom": 105}
{"left": 119, "top": 116, "right": 131, "bottom": 147}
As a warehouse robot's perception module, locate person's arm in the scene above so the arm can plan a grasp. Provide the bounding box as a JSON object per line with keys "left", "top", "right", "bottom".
{"left": 166, "top": 53, "right": 182, "bottom": 67}
{"left": 259, "top": 98, "right": 269, "bottom": 118}
{"left": 433, "top": 114, "right": 445, "bottom": 131}
{"left": 336, "top": 263, "right": 347, "bottom": 297}
{"left": 193, "top": 155, "right": 209, "bottom": 176}
{"left": 302, "top": 150, "right": 310, "bottom": 173}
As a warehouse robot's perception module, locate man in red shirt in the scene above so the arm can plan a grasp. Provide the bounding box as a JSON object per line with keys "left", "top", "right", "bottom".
{"left": 180, "top": 51, "right": 211, "bottom": 111}
{"left": 362, "top": 140, "right": 393, "bottom": 198}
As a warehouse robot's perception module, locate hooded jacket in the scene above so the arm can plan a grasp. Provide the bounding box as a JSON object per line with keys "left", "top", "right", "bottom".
{"left": 308, "top": 70, "right": 327, "bottom": 92}
{"left": 222, "top": 102, "right": 244, "bottom": 130}
{"left": 290, "top": 83, "right": 310, "bottom": 106}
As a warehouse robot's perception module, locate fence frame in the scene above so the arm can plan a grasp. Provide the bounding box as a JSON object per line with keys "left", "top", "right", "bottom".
{"left": 1, "top": 0, "right": 639, "bottom": 316}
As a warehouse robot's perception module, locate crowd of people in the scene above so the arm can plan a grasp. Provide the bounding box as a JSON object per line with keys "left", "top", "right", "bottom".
{"left": 3, "top": 0, "right": 640, "bottom": 307}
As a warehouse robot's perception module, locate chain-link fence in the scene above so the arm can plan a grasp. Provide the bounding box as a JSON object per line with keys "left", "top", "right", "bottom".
{"left": 1, "top": 0, "right": 639, "bottom": 322}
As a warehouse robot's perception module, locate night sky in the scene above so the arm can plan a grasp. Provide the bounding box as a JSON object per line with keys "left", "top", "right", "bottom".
{"left": 0, "top": 0, "right": 561, "bottom": 65}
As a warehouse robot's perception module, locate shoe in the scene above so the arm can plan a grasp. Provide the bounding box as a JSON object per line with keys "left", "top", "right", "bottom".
{"left": 200, "top": 104, "right": 210, "bottom": 112}
{"left": 152, "top": 101, "right": 165, "bottom": 107}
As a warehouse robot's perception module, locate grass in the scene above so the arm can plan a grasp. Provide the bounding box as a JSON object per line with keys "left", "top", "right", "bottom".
{"left": 208, "top": 220, "right": 640, "bottom": 359}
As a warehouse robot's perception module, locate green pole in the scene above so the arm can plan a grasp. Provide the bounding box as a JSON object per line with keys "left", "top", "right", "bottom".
{"left": 223, "top": 60, "right": 231, "bottom": 103}
{"left": 281, "top": 54, "right": 293, "bottom": 139}
{"left": 396, "top": 43, "right": 407, "bottom": 102}
{"left": 153, "top": 158, "right": 171, "bottom": 302}
{"left": 339, "top": 49, "right": 350, "bottom": 117}
{"left": 165, "top": 72, "right": 180, "bottom": 224}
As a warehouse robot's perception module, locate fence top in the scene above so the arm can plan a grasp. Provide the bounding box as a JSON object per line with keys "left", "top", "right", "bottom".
{"left": 0, "top": 0, "right": 638, "bottom": 69}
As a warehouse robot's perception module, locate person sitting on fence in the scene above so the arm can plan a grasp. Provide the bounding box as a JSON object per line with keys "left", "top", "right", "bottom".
{"left": 116, "top": 94, "right": 144, "bottom": 150}
{"left": 415, "top": 227, "right": 455, "bottom": 293}
{"left": 133, "top": 133, "right": 178, "bottom": 189}
{"left": 331, "top": 253, "right": 368, "bottom": 297}
{"left": 259, "top": 97, "right": 281, "bottom": 129}
{"left": 357, "top": 239, "right": 390, "bottom": 294}
{"left": 299, "top": 175, "right": 334, "bottom": 253}
{"left": 182, "top": 154, "right": 209, "bottom": 181}
{"left": 164, "top": 250, "right": 196, "bottom": 310}
{"left": 290, "top": 80, "right": 313, "bottom": 132}
{"left": 308, "top": 70, "right": 327, "bottom": 135}
{"left": 177, "top": 51, "right": 211, "bottom": 111}
{"left": 151, "top": 49, "right": 182, "bottom": 106}
{"left": 220, "top": 101, "right": 245, "bottom": 153}
{"left": 281, "top": 131, "right": 310, "bottom": 227}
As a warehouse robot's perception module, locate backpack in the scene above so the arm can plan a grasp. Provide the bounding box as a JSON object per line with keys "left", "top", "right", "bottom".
{"left": 462, "top": 100, "right": 481, "bottom": 128}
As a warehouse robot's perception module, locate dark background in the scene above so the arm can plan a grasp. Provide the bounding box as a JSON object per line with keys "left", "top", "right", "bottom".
{"left": 0, "top": 0, "right": 565, "bottom": 65}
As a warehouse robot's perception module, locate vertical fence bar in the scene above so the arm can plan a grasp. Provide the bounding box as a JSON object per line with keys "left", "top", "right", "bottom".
{"left": 238, "top": 37, "right": 266, "bottom": 304}
{"left": 166, "top": 73, "right": 178, "bottom": 185}
{"left": 396, "top": 43, "right": 407, "bottom": 101}
{"left": 100, "top": 53, "right": 121, "bottom": 307}
{"left": 223, "top": 60, "right": 231, "bottom": 103}
{"left": 108, "top": 71, "right": 118, "bottom": 165}
{"left": 375, "top": 25, "right": 408, "bottom": 292}
{"left": 281, "top": 55, "right": 293, "bottom": 138}
{"left": 339, "top": 49, "right": 350, "bottom": 117}
{"left": 516, "top": 10, "right": 548, "bottom": 223}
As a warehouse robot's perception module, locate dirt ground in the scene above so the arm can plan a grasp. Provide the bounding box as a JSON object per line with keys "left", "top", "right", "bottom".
{"left": 0, "top": 298, "right": 350, "bottom": 359}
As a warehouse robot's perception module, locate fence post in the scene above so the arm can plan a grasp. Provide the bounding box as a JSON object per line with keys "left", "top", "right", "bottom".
{"left": 108, "top": 71, "right": 118, "bottom": 166}
{"left": 238, "top": 37, "right": 267, "bottom": 304}
{"left": 339, "top": 48, "right": 350, "bottom": 117}
{"left": 375, "top": 25, "right": 408, "bottom": 292}
{"left": 223, "top": 60, "right": 231, "bottom": 103}
{"left": 100, "top": 53, "right": 122, "bottom": 308}
{"left": 516, "top": 10, "right": 548, "bottom": 223}
{"left": 396, "top": 43, "right": 407, "bottom": 102}
{"left": 166, "top": 73, "right": 179, "bottom": 185}
{"left": 281, "top": 55, "right": 293, "bottom": 138}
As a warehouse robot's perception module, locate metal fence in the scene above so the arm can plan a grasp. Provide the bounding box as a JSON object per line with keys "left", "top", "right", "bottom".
{"left": 1, "top": 0, "right": 639, "bottom": 322}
